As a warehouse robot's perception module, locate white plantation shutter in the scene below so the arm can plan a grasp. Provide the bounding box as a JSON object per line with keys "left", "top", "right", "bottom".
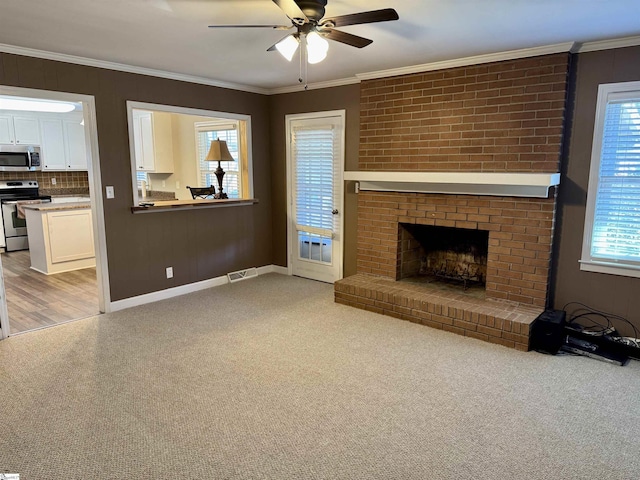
{"left": 582, "top": 82, "right": 640, "bottom": 278}
{"left": 292, "top": 123, "right": 340, "bottom": 234}
{"left": 196, "top": 123, "right": 240, "bottom": 198}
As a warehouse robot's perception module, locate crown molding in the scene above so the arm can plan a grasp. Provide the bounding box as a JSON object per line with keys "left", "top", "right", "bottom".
{"left": 573, "top": 35, "right": 640, "bottom": 53}
{"left": 356, "top": 42, "right": 576, "bottom": 81}
{"left": 3, "top": 34, "right": 640, "bottom": 97}
{"left": 0, "top": 43, "right": 270, "bottom": 95}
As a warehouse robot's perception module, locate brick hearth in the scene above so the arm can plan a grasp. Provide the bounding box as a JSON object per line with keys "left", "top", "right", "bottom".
{"left": 335, "top": 274, "right": 541, "bottom": 351}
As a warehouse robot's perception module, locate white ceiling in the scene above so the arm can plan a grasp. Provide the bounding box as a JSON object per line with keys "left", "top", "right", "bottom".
{"left": 1, "top": 0, "right": 640, "bottom": 93}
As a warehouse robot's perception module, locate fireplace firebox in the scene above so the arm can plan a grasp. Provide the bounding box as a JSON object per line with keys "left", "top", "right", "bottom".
{"left": 399, "top": 224, "right": 488, "bottom": 291}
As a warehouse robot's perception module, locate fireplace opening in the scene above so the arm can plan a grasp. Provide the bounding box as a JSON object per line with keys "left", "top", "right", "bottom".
{"left": 399, "top": 224, "right": 489, "bottom": 294}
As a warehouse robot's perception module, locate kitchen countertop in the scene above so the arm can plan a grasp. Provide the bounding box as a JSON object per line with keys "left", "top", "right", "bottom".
{"left": 22, "top": 201, "right": 91, "bottom": 212}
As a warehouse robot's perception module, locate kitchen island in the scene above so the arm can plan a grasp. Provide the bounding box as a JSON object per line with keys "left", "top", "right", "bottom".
{"left": 23, "top": 201, "right": 95, "bottom": 275}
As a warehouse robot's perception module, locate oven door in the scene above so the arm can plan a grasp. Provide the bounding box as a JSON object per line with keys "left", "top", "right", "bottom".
{"left": 2, "top": 201, "right": 27, "bottom": 251}
{"left": 1, "top": 197, "right": 52, "bottom": 251}
{"left": 2, "top": 201, "right": 27, "bottom": 238}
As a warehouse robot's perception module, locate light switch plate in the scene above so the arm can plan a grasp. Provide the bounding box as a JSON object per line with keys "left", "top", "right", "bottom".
{"left": 106, "top": 186, "right": 115, "bottom": 199}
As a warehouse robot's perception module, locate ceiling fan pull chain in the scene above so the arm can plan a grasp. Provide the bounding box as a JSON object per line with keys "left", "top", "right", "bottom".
{"left": 298, "top": 36, "right": 303, "bottom": 85}
{"left": 304, "top": 49, "right": 309, "bottom": 90}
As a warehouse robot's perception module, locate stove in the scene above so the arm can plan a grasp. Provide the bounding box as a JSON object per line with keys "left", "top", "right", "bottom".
{"left": 0, "top": 180, "right": 52, "bottom": 252}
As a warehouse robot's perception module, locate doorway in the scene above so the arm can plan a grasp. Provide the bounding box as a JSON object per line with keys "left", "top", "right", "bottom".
{"left": 286, "top": 111, "right": 345, "bottom": 283}
{"left": 0, "top": 87, "right": 109, "bottom": 338}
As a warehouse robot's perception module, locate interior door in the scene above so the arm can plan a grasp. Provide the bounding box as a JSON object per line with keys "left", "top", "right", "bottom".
{"left": 287, "top": 111, "right": 345, "bottom": 283}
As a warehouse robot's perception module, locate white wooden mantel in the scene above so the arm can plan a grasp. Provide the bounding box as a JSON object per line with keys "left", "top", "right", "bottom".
{"left": 343, "top": 172, "right": 561, "bottom": 198}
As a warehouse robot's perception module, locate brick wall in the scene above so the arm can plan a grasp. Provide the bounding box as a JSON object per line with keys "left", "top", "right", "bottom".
{"left": 359, "top": 53, "right": 570, "bottom": 172}
{"left": 357, "top": 191, "right": 555, "bottom": 307}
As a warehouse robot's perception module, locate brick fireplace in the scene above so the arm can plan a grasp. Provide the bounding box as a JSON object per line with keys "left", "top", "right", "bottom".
{"left": 335, "top": 52, "right": 570, "bottom": 351}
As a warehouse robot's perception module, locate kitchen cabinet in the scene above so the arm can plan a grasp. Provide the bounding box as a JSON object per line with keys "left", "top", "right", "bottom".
{"left": 24, "top": 203, "right": 95, "bottom": 274}
{"left": 0, "top": 114, "right": 40, "bottom": 145}
{"left": 39, "top": 115, "right": 87, "bottom": 171}
{"left": 132, "top": 110, "right": 174, "bottom": 173}
{"left": 39, "top": 118, "right": 66, "bottom": 170}
{"left": 64, "top": 119, "right": 88, "bottom": 170}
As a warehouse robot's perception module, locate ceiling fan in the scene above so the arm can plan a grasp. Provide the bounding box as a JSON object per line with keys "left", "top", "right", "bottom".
{"left": 208, "top": 0, "right": 399, "bottom": 65}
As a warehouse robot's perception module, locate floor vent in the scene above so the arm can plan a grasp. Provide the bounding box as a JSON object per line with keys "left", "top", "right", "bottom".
{"left": 227, "top": 267, "right": 258, "bottom": 283}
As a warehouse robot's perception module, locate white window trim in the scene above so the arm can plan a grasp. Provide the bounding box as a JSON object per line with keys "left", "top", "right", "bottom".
{"left": 194, "top": 120, "right": 241, "bottom": 198}
{"left": 580, "top": 80, "right": 640, "bottom": 279}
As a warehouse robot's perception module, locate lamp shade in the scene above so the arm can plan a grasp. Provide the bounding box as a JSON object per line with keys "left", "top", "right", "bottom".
{"left": 306, "top": 31, "right": 329, "bottom": 64}
{"left": 275, "top": 34, "right": 300, "bottom": 62}
{"left": 205, "top": 139, "right": 234, "bottom": 162}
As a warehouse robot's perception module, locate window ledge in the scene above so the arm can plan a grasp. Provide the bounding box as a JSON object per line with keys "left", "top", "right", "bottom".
{"left": 579, "top": 259, "right": 640, "bottom": 279}
{"left": 131, "top": 198, "right": 258, "bottom": 213}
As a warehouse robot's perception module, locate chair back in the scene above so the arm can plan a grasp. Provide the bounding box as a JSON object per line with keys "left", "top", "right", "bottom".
{"left": 186, "top": 185, "right": 215, "bottom": 199}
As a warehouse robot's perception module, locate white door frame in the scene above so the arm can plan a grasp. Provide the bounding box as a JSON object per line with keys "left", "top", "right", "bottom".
{"left": 285, "top": 110, "right": 345, "bottom": 282}
{"left": 0, "top": 86, "right": 110, "bottom": 339}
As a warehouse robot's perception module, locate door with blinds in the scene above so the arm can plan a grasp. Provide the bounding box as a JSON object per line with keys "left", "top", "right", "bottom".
{"left": 287, "top": 111, "right": 345, "bottom": 283}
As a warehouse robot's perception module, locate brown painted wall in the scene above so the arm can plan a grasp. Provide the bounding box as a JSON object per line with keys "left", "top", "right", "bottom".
{"left": 0, "top": 53, "right": 272, "bottom": 301}
{"left": 551, "top": 46, "right": 640, "bottom": 335}
{"left": 268, "top": 84, "right": 360, "bottom": 276}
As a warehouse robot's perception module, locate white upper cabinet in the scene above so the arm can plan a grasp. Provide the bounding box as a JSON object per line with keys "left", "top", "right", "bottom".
{"left": 132, "top": 110, "right": 174, "bottom": 173}
{"left": 40, "top": 118, "right": 66, "bottom": 170}
{"left": 63, "top": 119, "right": 88, "bottom": 170}
{"left": 0, "top": 114, "right": 41, "bottom": 145}
{"left": 0, "top": 116, "right": 13, "bottom": 144}
{"left": 39, "top": 113, "right": 87, "bottom": 171}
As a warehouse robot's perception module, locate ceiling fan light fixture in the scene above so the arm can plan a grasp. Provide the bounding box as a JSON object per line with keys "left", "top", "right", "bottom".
{"left": 306, "top": 31, "right": 329, "bottom": 64}
{"left": 275, "top": 34, "right": 300, "bottom": 62}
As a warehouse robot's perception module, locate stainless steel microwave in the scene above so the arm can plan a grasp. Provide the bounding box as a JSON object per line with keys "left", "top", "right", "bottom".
{"left": 0, "top": 145, "right": 42, "bottom": 171}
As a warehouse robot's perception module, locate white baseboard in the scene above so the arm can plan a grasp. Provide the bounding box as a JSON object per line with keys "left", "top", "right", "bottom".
{"left": 109, "top": 264, "right": 289, "bottom": 312}
{"left": 260, "top": 264, "right": 288, "bottom": 275}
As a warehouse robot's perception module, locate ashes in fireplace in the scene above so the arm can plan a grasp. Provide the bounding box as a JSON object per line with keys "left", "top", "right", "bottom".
{"left": 399, "top": 224, "right": 489, "bottom": 291}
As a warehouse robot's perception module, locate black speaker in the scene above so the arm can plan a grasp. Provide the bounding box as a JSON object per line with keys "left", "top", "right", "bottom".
{"left": 530, "top": 309, "right": 566, "bottom": 354}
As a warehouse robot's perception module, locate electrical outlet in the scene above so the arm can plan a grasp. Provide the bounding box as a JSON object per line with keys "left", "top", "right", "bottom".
{"left": 106, "top": 186, "right": 115, "bottom": 199}
{"left": 162, "top": 180, "right": 166, "bottom": 188}
{"left": 51, "top": 177, "right": 57, "bottom": 185}
{"left": 166, "top": 266, "right": 173, "bottom": 279}
{"left": 176, "top": 181, "right": 180, "bottom": 189}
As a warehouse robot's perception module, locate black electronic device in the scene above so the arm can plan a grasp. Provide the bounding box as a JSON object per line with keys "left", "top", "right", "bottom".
{"left": 530, "top": 309, "right": 566, "bottom": 354}
{"left": 563, "top": 325, "right": 640, "bottom": 360}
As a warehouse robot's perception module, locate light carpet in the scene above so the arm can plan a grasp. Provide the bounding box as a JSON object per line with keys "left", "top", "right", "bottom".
{"left": 1, "top": 273, "right": 639, "bottom": 479}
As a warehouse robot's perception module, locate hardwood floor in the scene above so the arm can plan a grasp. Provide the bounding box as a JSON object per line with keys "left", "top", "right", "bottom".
{"left": 1, "top": 249, "right": 99, "bottom": 334}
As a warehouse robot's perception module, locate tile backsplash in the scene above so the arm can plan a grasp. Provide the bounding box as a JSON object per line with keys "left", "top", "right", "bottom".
{"left": 0, "top": 171, "right": 90, "bottom": 196}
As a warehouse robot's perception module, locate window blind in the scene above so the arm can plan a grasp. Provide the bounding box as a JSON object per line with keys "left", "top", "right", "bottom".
{"left": 136, "top": 171, "right": 148, "bottom": 189}
{"left": 292, "top": 125, "right": 337, "bottom": 231}
{"left": 591, "top": 100, "right": 640, "bottom": 262}
{"left": 196, "top": 125, "right": 240, "bottom": 198}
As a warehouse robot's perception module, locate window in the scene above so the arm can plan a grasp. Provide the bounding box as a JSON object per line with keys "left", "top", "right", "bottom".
{"left": 581, "top": 81, "right": 640, "bottom": 278}
{"left": 136, "top": 171, "right": 148, "bottom": 189}
{"left": 196, "top": 122, "right": 240, "bottom": 198}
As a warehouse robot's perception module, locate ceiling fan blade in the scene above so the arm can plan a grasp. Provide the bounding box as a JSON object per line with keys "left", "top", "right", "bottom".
{"left": 321, "top": 8, "right": 399, "bottom": 28}
{"left": 272, "top": 0, "right": 308, "bottom": 24}
{"left": 322, "top": 29, "right": 373, "bottom": 48}
{"left": 208, "top": 24, "right": 292, "bottom": 30}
